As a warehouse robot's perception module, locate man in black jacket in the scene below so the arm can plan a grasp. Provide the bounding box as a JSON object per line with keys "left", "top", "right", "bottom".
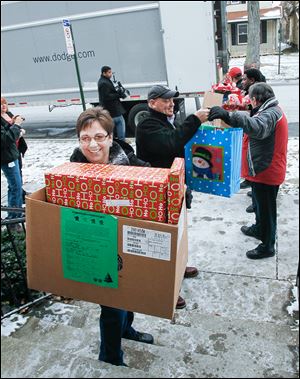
{"left": 136, "top": 84, "right": 209, "bottom": 309}
{"left": 98, "top": 66, "right": 127, "bottom": 141}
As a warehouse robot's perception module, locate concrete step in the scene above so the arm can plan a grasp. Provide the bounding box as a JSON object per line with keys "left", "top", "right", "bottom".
{"left": 2, "top": 318, "right": 298, "bottom": 378}
{"left": 25, "top": 271, "right": 296, "bottom": 330}
{"left": 3, "top": 301, "right": 298, "bottom": 378}
{"left": 177, "top": 272, "right": 295, "bottom": 326}
{"left": 1, "top": 336, "right": 154, "bottom": 378}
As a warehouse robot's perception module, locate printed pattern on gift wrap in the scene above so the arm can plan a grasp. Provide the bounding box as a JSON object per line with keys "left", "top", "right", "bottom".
{"left": 167, "top": 158, "right": 185, "bottom": 224}
{"left": 45, "top": 162, "right": 169, "bottom": 222}
{"left": 185, "top": 126, "right": 243, "bottom": 198}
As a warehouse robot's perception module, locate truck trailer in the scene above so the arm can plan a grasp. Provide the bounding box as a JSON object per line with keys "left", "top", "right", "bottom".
{"left": 1, "top": 1, "right": 218, "bottom": 133}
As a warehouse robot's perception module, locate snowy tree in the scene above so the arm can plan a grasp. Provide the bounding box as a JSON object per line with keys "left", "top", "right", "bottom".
{"left": 244, "top": 1, "right": 261, "bottom": 70}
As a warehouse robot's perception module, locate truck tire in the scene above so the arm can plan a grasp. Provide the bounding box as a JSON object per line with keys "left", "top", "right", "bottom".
{"left": 127, "top": 103, "right": 149, "bottom": 134}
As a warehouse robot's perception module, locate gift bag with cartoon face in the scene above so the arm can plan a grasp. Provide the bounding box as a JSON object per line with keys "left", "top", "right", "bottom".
{"left": 184, "top": 125, "right": 243, "bottom": 197}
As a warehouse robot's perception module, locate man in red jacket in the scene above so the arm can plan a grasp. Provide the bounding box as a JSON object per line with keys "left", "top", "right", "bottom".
{"left": 208, "top": 83, "right": 288, "bottom": 259}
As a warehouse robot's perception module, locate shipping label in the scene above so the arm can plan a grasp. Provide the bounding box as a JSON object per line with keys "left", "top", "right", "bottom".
{"left": 123, "top": 226, "right": 171, "bottom": 261}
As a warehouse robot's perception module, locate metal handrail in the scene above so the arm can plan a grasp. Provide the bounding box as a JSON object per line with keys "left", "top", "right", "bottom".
{"left": 1, "top": 205, "right": 48, "bottom": 317}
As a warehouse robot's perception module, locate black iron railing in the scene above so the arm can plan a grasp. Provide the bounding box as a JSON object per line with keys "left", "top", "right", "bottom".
{"left": 1, "top": 206, "right": 49, "bottom": 318}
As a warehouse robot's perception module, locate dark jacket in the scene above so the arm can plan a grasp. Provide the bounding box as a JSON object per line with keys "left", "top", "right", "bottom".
{"left": 1, "top": 111, "right": 28, "bottom": 156}
{"left": 230, "top": 97, "right": 288, "bottom": 185}
{"left": 135, "top": 108, "right": 202, "bottom": 168}
{"left": 70, "top": 138, "right": 150, "bottom": 167}
{"left": 1, "top": 116, "right": 22, "bottom": 165}
{"left": 97, "top": 75, "right": 125, "bottom": 118}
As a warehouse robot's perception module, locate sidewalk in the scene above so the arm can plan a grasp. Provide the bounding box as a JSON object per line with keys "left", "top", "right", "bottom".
{"left": 1, "top": 137, "right": 299, "bottom": 378}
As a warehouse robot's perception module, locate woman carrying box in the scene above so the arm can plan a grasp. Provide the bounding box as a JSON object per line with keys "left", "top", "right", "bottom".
{"left": 70, "top": 107, "right": 153, "bottom": 367}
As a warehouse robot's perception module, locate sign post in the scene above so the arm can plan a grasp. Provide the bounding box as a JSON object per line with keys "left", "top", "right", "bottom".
{"left": 63, "top": 19, "right": 86, "bottom": 111}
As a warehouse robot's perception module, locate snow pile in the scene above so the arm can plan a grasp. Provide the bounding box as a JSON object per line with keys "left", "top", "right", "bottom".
{"left": 1, "top": 314, "right": 29, "bottom": 337}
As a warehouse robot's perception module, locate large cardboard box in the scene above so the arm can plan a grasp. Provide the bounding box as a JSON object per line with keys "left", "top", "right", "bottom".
{"left": 26, "top": 188, "right": 188, "bottom": 319}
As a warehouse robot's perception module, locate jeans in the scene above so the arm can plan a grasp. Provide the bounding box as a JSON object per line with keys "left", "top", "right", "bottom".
{"left": 251, "top": 182, "right": 279, "bottom": 252}
{"left": 1, "top": 159, "right": 23, "bottom": 218}
{"left": 113, "top": 115, "right": 126, "bottom": 141}
{"left": 99, "top": 306, "right": 137, "bottom": 366}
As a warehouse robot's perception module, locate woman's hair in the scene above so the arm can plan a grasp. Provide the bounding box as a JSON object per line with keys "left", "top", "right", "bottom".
{"left": 249, "top": 82, "right": 275, "bottom": 104}
{"left": 76, "top": 107, "right": 114, "bottom": 137}
{"left": 1, "top": 97, "right": 8, "bottom": 105}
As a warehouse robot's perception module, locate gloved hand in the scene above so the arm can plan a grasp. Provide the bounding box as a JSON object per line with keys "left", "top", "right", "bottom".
{"left": 208, "top": 106, "right": 231, "bottom": 125}
{"left": 185, "top": 187, "right": 193, "bottom": 209}
{"left": 117, "top": 87, "right": 127, "bottom": 99}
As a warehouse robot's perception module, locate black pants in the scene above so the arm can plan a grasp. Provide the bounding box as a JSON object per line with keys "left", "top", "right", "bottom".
{"left": 251, "top": 182, "right": 279, "bottom": 252}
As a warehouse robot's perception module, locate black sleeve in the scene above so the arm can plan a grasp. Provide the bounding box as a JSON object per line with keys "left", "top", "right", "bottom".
{"left": 137, "top": 115, "right": 201, "bottom": 159}
{"left": 98, "top": 82, "right": 120, "bottom": 101}
{"left": 1, "top": 124, "right": 21, "bottom": 149}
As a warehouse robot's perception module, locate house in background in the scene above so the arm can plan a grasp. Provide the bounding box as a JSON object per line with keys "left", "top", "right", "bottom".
{"left": 226, "top": 1, "right": 282, "bottom": 57}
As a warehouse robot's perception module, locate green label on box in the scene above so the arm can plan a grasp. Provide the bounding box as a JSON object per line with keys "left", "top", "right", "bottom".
{"left": 60, "top": 207, "right": 118, "bottom": 288}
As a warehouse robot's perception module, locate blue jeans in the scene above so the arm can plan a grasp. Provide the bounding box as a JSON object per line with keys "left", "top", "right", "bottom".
{"left": 99, "top": 306, "right": 137, "bottom": 366}
{"left": 1, "top": 159, "right": 23, "bottom": 218}
{"left": 113, "top": 115, "right": 126, "bottom": 141}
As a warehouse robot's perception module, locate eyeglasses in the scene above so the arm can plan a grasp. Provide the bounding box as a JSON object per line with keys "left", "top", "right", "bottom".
{"left": 79, "top": 133, "right": 109, "bottom": 145}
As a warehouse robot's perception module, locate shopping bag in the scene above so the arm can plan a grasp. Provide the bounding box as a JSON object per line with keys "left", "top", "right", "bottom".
{"left": 184, "top": 124, "right": 243, "bottom": 197}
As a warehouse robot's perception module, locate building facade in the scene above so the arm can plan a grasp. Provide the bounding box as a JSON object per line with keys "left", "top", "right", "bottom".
{"left": 226, "top": 1, "right": 282, "bottom": 57}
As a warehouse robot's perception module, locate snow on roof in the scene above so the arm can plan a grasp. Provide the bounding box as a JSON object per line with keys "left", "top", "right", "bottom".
{"left": 227, "top": 6, "right": 281, "bottom": 23}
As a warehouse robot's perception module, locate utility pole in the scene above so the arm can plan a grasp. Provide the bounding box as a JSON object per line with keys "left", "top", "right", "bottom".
{"left": 214, "top": 1, "right": 229, "bottom": 78}
{"left": 220, "top": 1, "right": 229, "bottom": 74}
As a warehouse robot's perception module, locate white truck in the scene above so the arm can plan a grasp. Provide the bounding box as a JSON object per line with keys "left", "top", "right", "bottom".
{"left": 1, "top": 1, "right": 218, "bottom": 133}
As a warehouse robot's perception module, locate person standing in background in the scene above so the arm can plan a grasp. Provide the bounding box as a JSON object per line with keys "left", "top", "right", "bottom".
{"left": 98, "top": 66, "right": 127, "bottom": 141}
{"left": 227, "top": 67, "right": 243, "bottom": 90}
{"left": 1, "top": 97, "right": 25, "bottom": 227}
{"left": 1, "top": 97, "right": 28, "bottom": 203}
{"left": 240, "top": 69, "right": 267, "bottom": 201}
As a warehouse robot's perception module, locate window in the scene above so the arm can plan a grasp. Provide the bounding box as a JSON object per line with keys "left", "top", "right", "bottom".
{"left": 238, "top": 23, "right": 248, "bottom": 44}
{"left": 260, "top": 20, "right": 267, "bottom": 43}
{"left": 231, "top": 21, "right": 266, "bottom": 46}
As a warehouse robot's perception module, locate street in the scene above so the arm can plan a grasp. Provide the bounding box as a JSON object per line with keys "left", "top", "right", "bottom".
{"left": 271, "top": 80, "right": 299, "bottom": 136}
{"left": 13, "top": 80, "right": 299, "bottom": 139}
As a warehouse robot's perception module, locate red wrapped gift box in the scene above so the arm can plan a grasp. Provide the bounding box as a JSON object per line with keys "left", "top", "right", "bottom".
{"left": 168, "top": 158, "right": 185, "bottom": 224}
{"left": 45, "top": 158, "right": 186, "bottom": 224}
{"left": 45, "top": 163, "right": 171, "bottom": 223}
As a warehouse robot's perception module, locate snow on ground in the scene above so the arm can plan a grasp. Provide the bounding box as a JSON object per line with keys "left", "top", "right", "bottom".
{"left": 1, "top": 314, "right": 29, "bottom": 337}
{"left": 287, "top": 285, "right": 299, "bottom": 326}
{"left": 229, "top": 52, "right": 299, "bottom": 81}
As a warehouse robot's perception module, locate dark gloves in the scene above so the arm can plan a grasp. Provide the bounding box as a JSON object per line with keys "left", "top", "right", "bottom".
{"left": 116, "top": 87, "right": 127, "bottom": 99}
{"left": 208, "top": 106, "right": 231, "bottom": 125}
{"left": 116, "top": 81, "right": 128, "bottom": 99}
{"left": 185, "top": 187, "right": 193, "bottom": 209}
